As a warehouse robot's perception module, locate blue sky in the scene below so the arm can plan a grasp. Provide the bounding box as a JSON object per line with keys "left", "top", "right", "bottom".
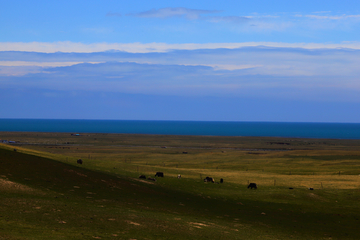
{"left": 1, "top": 0, "right": 360, "bottom": 122}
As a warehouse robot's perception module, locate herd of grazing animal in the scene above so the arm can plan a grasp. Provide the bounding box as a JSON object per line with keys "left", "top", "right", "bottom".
{"left": 76, "top": 160, "right": 261, "bottom": 189}
{"left": 137, "top": 173, "right": 237, "bottom": 186}
{"left": 137, "top": 174, "right": 259, "bottom": 189}
{"left": 76, "top": 160, "right": 259, "bottom": 188}
{"left": 74, "top": 160, "right": 317, "bottom": 190}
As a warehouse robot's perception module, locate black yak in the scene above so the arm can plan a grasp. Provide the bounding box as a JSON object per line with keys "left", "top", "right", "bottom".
{"left": 155, "top": 172, "right": 164, "bottom": 177}
{"left": 204, "top": 177, "right": 215, "bottom": 183}
{"left": 248, "top": 183, "right": 257, "bottom": 189}
{"left": 77, "top": 159, "right": 83, "bottom": 164}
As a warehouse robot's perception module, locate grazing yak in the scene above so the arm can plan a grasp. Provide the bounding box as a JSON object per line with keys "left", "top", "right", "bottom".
{"left": 148, "top": 177, "right": 157, "bottom": 181}
{"left": 77, "top": 159, "right": 83, "bottom": 164}
{"left": 248, "top": 183, "right": 257, "bottom": 189}
{"left": 204, "top": 176, "right": 215, "bottom": 183}
{"left": 220, "top": 178, "right": 223, "bottom": 183}
{"left": 139, "top": 175, "right": 146, "bottom": 179}
{"left": 155, "top": 172, "right": 164, "bottom": 177}
{"left": 177, "top": 174, "right": 181, "bottom": 179}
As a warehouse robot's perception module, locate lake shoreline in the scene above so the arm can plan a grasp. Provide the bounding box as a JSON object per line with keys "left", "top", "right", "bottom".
{"left": 2, "top": 131, "right": 360, "bottom": 151}
{"left": 1, "top": 119, "right": 360, "bottom": 139}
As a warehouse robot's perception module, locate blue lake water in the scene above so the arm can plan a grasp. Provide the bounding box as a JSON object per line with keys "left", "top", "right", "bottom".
{"left": 0, "top": 119, "right": 360, "bottom": 139}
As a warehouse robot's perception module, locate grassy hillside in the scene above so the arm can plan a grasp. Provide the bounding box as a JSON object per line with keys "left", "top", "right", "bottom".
{"left": 1, "top": 132, "right": 360, "bottom": 239}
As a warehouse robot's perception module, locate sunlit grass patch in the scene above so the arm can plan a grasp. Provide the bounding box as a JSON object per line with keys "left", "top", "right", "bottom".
{"left": 0, "top": 178, "right": 47, "bottom": 195}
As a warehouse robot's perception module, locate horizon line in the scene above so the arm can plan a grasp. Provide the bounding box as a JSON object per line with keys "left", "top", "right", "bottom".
{"left": 1, "top": 118, "right": 359, "bottom": 124}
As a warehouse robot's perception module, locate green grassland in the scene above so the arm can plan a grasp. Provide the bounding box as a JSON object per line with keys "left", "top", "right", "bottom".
{"left": 1, "top": 132, "right": 360, "bottom": 239}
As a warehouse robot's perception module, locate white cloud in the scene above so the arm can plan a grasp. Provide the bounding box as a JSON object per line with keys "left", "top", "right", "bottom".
{"left": 0, "top": 61, "right": 103, "bottom": 76}
{"left": 206, "top": 16, "right": 250, "bottom": 23}
{"left": 129, "top": 7, "right": 221, "bottom": 20}
{"left": 3, "top": 41, "right": 360, "bottom": 53}
{"left": 291, "top": 13, "right": 360, "bottom": 31}
{"left": 0, "top": 66, "right": 43, "bottom": 76}
{"left": 1, "top": 60, "right": 359, "bottom": 102}
{"left": 0, "top": 61, "right": 98, "bottom": 67}
{"left": 128, "top": 8, "right": 284, "bottom": 31}
{"left": 304, "top": 14, "right": 360, "bottom": 20}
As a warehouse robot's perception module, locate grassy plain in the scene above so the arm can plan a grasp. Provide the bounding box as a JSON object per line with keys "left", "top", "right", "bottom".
{"left": 1, "top": 132, "right": 360, "bottom": 239}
